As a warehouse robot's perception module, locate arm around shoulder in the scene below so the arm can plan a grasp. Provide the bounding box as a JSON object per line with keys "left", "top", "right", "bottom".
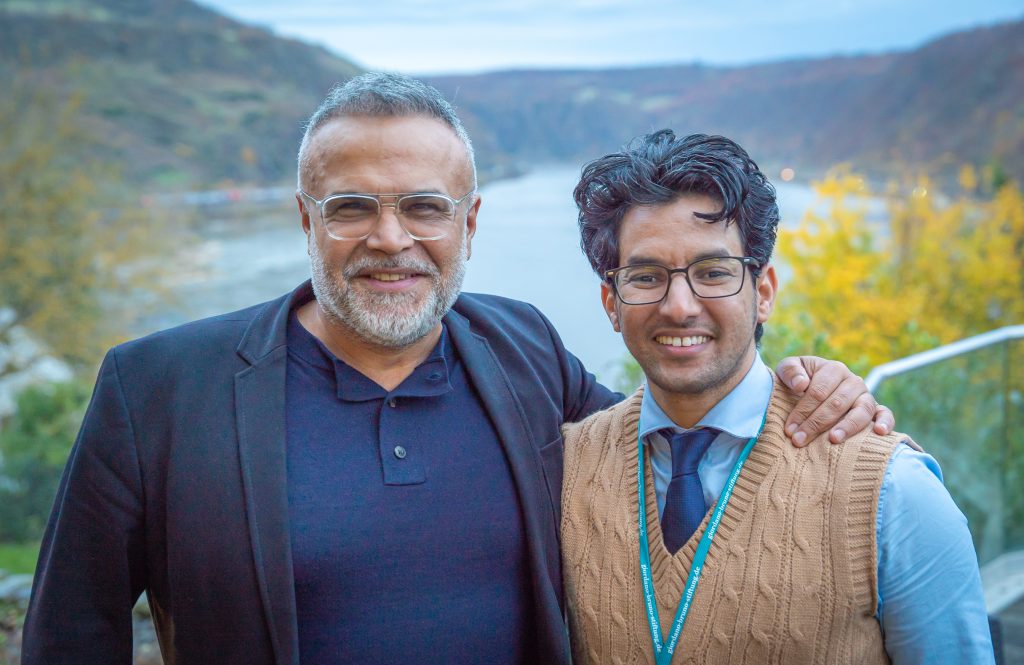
{"left": 527, "top": 302, "right": 622, "bottom": 422}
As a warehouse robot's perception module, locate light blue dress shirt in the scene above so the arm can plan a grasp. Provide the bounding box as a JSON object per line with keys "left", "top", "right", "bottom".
{"left": 639, "top": 355, "right": 995, "bottom": 664}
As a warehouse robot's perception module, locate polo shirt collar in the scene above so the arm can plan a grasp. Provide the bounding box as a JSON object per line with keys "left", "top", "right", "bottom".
{"left": 287, "top": 311, "right": 454, "bottom": 402}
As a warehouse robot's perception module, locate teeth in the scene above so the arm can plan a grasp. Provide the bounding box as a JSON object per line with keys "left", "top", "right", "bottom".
{"left": 656, "top": 335, "right": 710, "bottom": 347}
{"left": 370, "top": 273, "right": 411, "bottom": 282}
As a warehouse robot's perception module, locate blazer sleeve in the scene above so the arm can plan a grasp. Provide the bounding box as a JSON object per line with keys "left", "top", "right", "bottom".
{"left": 529, "top": 303, "right": 622, "bottom": 423}
{"left": 22, "top": 348, "right": 147, "bottom": 665}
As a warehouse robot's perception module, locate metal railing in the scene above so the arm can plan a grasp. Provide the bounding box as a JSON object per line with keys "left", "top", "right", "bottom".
{"left": 865, "top": 325, "right": 1024, "bottom": 391}
{"left": 866, "top": 325, "right": 1024, "bottom": 614}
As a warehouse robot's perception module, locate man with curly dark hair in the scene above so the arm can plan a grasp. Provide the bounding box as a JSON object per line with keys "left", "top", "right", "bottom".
{"left": 561, "top": 130, "right": 994, "bottom": 664}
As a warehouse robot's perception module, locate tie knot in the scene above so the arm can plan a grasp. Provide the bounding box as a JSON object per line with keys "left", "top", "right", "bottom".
{"left": 667, "top": 428, "right": 718, "bottom": 477}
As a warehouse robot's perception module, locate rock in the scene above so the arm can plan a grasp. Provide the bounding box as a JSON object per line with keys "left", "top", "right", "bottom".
{"left": 0, "top": 574, "right": 33, "bottom": 607}
{"left": 133, "top": 596, "right": 152, "bottom": 618}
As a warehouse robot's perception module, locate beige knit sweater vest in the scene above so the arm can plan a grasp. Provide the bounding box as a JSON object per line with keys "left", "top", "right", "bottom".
{"left": 561, "top": 381, "right": 905, "bottom": 664}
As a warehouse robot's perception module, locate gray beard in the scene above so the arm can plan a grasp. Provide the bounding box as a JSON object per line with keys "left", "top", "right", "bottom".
{"left": 308, "top": 235, "right": 467, "bottom": 348}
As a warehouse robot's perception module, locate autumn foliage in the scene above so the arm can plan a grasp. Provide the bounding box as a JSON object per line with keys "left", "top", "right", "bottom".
{"left": 763, "top": 167, "right": 1024, "bottom": 372}
{"left": 0, "top": 79, "right": 183, "bottom": 377}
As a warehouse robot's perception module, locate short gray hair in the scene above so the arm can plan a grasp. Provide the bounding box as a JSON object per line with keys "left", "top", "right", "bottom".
{"left": 297, "top": 72, "right": 476, "bottom": 189}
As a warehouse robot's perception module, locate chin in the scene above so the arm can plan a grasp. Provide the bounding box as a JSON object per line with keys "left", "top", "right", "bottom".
{"left": 645, "top": 358, "right": 734, "bottom": 397}
{"left": 651, "top": 375, "right": 723, "bottom": 397}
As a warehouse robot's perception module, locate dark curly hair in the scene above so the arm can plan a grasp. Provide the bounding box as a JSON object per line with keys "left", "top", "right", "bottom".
{"left": 574, "top": 130, "right": 779, "bottom": 341}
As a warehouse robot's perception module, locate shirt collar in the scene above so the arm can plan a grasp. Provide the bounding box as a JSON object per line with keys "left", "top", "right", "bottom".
{"left": 287, "top": 311, "right": 454, "bottom": 402}
{"left": 638, "top": 352, "right": 773, "bottom": 442}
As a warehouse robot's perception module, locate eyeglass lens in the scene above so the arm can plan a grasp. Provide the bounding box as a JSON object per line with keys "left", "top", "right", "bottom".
{"left": 614, "top": 258, "right": 747, "bottom": 303}
{"left": 321, "top": 194, "right": 456, "bottom": 239}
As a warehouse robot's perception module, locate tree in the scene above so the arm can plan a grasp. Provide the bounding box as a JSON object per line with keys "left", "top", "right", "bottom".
{"left": 762, "top": 168, "right": 1024, "bottom": 372}
{"left": 0, "top": 73, "right": 182, "bottom": 378}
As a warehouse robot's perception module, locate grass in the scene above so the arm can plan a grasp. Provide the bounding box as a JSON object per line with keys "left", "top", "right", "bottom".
{"left": 0, "top": 542, "right": 39, "bottom": 575}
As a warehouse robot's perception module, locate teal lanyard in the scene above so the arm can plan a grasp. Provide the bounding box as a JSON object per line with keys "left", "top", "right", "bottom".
{"left": 637, "top": 412, "right": 767, "bottom": 664}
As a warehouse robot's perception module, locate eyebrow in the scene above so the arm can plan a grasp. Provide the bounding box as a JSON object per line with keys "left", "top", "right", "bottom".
{"left": 326, "top": 190, "right": 448, "bottom": 196}
{"left": 624, "top": 248, "right": 736, "bottom": 266}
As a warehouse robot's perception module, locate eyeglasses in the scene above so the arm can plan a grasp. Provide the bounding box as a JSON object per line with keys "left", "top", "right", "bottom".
{"left": 605, "top": 256, "right": 759, "bottom": 305}
{"left": 298, "top": 189, "right": 476, "bottom": 241}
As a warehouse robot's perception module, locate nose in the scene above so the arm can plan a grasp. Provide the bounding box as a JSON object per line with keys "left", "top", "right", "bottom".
{"left": 364, "top": 205, "right": 415, "bottom": 255}
{"left": 659, "top": 274, "right": 703, "bottom": 321}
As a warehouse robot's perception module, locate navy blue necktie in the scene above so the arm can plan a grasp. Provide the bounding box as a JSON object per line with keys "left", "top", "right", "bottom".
{"left": 661, "top": 428, "right": 718, "bottom": 555}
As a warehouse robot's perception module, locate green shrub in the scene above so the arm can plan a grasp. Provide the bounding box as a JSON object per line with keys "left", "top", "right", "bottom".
{"left": 0, "top": 381, "right": 90, "bottom": 543}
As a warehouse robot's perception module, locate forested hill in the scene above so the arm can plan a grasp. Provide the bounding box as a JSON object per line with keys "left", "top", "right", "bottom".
{"left": 0, "top": 0, "right": 361, "bottom": 187}
{"left": 2, "top": 0, "right": 1021, "bottom": 189}
{"left": 427, "top": 18, "right": 1024, "bottom": 185}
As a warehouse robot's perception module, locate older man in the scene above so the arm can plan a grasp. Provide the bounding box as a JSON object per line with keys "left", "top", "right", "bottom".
{"left": 24, "top": 74, "right": 889, "bottom": 664}
{"left": 561, "top": 130, "right": 993, "bottom": 663}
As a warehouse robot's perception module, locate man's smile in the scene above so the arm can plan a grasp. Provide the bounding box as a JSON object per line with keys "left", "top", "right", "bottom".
{"left": 368, "top": 272, "right": 414, "bottom": 282}
{"left": 655, "top": 334, "right": 711, "bottom": 348}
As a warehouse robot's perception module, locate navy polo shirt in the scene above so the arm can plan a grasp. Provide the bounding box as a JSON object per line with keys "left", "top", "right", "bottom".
{"left": 285, "top": 310, "right": 536, "bottom": 663}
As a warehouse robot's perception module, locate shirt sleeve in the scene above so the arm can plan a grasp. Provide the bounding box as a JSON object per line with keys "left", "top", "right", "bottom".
{"left": 876, "top": 444, "right": 995, "bottom": 664}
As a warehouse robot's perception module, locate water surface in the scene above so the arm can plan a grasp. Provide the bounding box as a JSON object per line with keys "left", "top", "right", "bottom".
{"left": 165, "top": 165, "right": 822, "bottom": 386}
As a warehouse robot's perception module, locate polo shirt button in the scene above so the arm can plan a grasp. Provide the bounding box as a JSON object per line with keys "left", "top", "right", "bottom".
{"left": 394, "top": 445, "right": 407, "bottom": 459}
{"left": 388, "top": 398, "right": 397, "bottom": 408}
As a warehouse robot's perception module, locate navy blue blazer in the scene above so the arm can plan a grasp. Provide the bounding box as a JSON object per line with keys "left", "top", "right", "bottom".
{"left": 23, "top": 282, "right": 619, "bottom": 664}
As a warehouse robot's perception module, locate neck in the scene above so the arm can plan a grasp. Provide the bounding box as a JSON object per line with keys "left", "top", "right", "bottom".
{"left": 297, "top": 300, "right": 441, "bottom": 391}
{"left": 650, "top": 347, "right": 757, "bottom": 429}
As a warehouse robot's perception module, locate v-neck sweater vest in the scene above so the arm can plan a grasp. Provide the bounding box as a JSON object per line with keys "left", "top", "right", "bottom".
{"left": 561, "top": 380, "right": 901, "bottom": 664}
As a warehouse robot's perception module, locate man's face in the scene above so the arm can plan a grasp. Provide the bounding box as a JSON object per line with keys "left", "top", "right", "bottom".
{"left": 297, "top": 115, "right": 479, "bottom": 348}
{"left": 602, "top": 194, "right": 776, "bottom": 412}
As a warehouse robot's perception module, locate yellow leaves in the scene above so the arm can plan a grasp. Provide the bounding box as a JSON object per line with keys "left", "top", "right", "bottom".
{"left": 765, "top": 166, "right": 1024, "bottom": 372}
{"left": 0, "top": 76, "right": 184, "bottom": 374}
{"left": 959, "top": 164, "right": 978, "bottom": 193}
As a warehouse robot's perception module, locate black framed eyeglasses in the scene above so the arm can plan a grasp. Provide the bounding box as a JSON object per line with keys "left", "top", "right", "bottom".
{"left": 605, "top": 256, "right": 760, "bottom": 305}
{"left": 298, "top": 189, "right": 476, "bottom": 241}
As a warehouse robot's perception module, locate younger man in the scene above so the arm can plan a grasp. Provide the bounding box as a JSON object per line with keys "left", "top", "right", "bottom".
{"left": 561, "top": 130, "right": 994, "bottom": 663}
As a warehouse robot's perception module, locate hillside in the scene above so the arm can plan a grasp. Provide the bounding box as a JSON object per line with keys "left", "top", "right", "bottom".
{"left": 428, "top": 19, "right": 1024, "bottom": 185}
{"left": 2, "top": 1, "right": 1020, "bottom": 189}
{"left": 0, "top": 0, "right": 361, "bottom": 187}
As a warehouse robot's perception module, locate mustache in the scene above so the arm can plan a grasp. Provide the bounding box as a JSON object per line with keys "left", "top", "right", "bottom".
{"left": 341, "top": 256, "right": 440, "bottom": 280}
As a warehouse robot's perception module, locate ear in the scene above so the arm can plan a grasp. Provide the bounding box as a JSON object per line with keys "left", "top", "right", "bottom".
{"left": 601, "top": 281, "right": 621, "bottom": 332}
{"left": 464, "top": 194, "right": 481, "bottom": 259}
{"left": 755, "top": 264, "right": 778, "bottom": 324}
{"left": 296, "top": 192, "right": 311, "bottom": 236}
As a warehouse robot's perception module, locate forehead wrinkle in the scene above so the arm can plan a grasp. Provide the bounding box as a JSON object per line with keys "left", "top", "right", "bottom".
{"left": 301, "top": 117, "right": 473, "bottom": 195}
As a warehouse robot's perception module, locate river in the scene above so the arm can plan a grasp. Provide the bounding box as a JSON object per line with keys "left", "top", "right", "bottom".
{"left": 162, "top": 165, "right": 827, "bottom": 386}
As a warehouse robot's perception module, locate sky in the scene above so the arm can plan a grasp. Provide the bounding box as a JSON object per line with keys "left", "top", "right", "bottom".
{"left": 197, "top": 0, "right": 1023, "bottom": 75}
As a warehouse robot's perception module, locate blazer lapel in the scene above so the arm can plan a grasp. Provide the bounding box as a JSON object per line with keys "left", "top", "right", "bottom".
{"left": 233, "top": 285, "right": 308, "bottom": 665}
{"left": 444, "top": 309, "right": 562, "bottom": 598}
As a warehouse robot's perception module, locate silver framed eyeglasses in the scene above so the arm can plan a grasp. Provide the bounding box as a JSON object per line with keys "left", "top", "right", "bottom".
{"left": 605, "top": 256, "right": 759, "bottom": 305}
{"left": 298, "top": 189, "right": 476, "bottom": 241}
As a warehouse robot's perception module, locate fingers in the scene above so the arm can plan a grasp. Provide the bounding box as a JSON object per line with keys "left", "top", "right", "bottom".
{"left": 775, "top": 356, "right": 812, "bottom": 394}
{"left": 824, "top": 392, "right": 878, "bottom": 444}
{"left": 782, "top": 358, "right": 848, "bottom": 445}
{"left": 786, "top": 372, "right": 869, "bottom": 447}
{"left": 779, "top": 355, "right": 894, "bottom": 447}
{"left": 872, "top": 404, "right": 894, "bottom": 435}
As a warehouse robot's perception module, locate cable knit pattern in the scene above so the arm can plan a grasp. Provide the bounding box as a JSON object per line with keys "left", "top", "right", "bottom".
{"left": 561, "top": 378, "right": 902, "bottom": 664}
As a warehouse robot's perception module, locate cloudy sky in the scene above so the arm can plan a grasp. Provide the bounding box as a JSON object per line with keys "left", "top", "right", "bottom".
{"left": 197, "top": 0, "right": 1022, "bottom": 74}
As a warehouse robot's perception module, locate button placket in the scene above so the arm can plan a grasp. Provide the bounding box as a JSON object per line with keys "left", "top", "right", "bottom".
{"left": 378, "top": 395, "right": 425, "bottom": 485}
